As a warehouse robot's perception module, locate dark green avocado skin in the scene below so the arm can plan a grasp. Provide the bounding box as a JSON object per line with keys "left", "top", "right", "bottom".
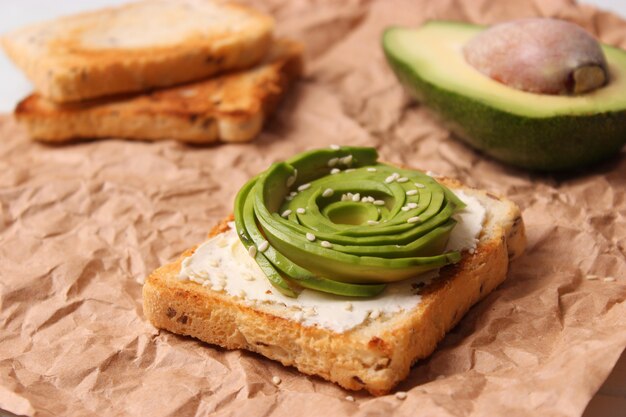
{"left": 383, "top": 27, "right": 626, "bottom": 171}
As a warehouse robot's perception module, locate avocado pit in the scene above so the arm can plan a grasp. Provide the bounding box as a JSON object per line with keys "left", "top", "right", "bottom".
{"left": 463, "top": 18, "right": 608, "bottom": 95}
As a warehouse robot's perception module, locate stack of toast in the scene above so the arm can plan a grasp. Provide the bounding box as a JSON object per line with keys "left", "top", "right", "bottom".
{"left": 2, "top": 0, "right": 303, "bottom": 143}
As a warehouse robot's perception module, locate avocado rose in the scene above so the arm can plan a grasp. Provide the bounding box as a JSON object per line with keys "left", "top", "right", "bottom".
{"left": 234, "top": 146, "right": 465, "bottom": 298}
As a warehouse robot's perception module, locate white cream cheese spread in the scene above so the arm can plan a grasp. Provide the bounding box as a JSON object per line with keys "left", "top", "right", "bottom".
{"left": 178, "top": 191, "right": 486, "bottom": 333}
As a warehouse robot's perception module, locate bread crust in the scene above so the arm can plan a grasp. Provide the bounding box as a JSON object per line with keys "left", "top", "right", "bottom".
{"left": 2, "top": 0, "right": 275, "bottom": 102}
{"left": 14, "top": 39, "right": 303, "bottom": 143}
{"left": 142, "top": 179, "right": 526, "bottom": 395}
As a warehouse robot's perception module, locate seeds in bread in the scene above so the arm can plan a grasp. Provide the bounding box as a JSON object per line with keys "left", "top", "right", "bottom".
{"left": 142, "top": 177, "right": 526, "bottom": 395}
{"left": 14, "top": 39, "right": 303, "bottom": 143}
{"left": 1, "top": 0, "right": 275, "bottom": 102}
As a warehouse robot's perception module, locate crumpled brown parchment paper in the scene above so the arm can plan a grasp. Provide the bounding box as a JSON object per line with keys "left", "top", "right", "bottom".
{"left": 1, "top": 0, "right": 625, "bottom": 416}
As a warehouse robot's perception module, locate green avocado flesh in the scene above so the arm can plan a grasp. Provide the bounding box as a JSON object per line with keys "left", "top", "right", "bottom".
{"left": 383, "top": 21, "right": 626, "bottom": 171}
{"left": 233, "top": 146, "right": 465, "bottom": 298}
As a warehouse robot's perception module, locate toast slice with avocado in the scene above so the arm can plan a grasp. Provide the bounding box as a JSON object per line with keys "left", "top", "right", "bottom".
{"left": 142, "top": 148, "right": 525, "bottom": 395}
{"left": 14, "top": 39, "right": 302, "bottom": 143}
{"left": 382, "top": 21, "right": 626, "bottom": 170}
{"left": 1, "top": 0, "right": 274, "bottom": 102}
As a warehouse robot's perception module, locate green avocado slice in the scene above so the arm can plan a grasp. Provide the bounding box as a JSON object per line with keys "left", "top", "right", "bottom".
{"left": 382, "top": 21, "right": 626, "bottom": 171}
{"left": 235, "top": 174, "right": 385, "bottom": 297}
{"left": 270, "top": 164, "right": 458, "bottom": 241}
{"left": 234, "top": 177, "right": 297, "bottom": 298}
{"left": 234, "top": 146, "right": 465, "bottom": 296}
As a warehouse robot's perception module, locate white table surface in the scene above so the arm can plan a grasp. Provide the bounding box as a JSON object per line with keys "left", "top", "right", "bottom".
{"left": 0, "top": 1, "right": 624, "bottom": 417}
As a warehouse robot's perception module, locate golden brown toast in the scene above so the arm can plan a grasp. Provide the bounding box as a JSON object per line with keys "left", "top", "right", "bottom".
{"left": 14, "top": 39, "right": 303, "bottom": 143}
{"left": 142, "top": 177, "right": 526, "bottom": 395}
{"left": 2, "top": 0, "right": 274, "bottom": 102}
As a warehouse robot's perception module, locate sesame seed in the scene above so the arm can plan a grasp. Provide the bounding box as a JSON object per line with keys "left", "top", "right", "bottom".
{"left": 352, "top": 193, "right": 361, "bottom": 202}
{"left": 321, "top": 241, "right": 333, "bottom": 248}
{"left": 258, "top": 241, "right": 269, "bottom": 252}
{"left": 211, "top": 284, "right": 224, "bottom": 291}
{"left": 414, "top": 182, "right": 425, "bottom": 188}
{"left": 384, "top": 175, "right": 396, "bottom": 184}
{"left": 367, "top": 220, "right": 379, "bottom": 225}
{"left": 297, "top": 208, "right": 306, "bottom": 214}
{"left": 406, "top": 190, "right": 418, "bottom": 196}
{"left": 344, "top": 302, "right": 353, "bottom": 311}
{"left": 243, "top": 274, "right": 254, "bottom": 281}
{"left": 341, "top": 155, "right": 353, "bottom": 165}
{"left": 304, "top": 307, "right": 317, "bottom": 316}
{"left": 208, "top": 259, "right": 219, "bottom": 267}
{"left": 330, "top": 144, "right": 340, "bottom": 150}
{"left": 330, "top": 168, "right": 341, "bottom": 175}
{"left": 322, "top": 188, "right": 334, "bottom": 197}
{"left": 585, "top": 275, "right": 599, "bottom": 280}
{"left": 407, "top": 202, "right": 418, "bottom": 209}
{"left": 341, "top": 193, "right": 350, "bottom": 201}
{"left": 426, "top": 170, "right": 439, "bottom": 177}
{"left": 374, "top": 200, "right": 385, "bottom": 206}
{"left": 395, "top": 391, "right": 407, "bottom": 400}
{"left": 367, "top": 167, "right": 377, "bottom": 172}
{"left": 345, "top": 168, "right": 355, "bottom": 173}
{"left": 367, "top": 196, "right": 375, "bottom": 203}
{"left": 401, "top": 206, "right": 410, "bottom": 212}
{"left": 285, "top": 196, "right": 294, "bottom": 201}
{"left": 306, "top": 232, "right": 316, "bottom": 241}
{"left": 238, "top": 289, "right": 247, "bottom": 298}
{"left": 248, "top": 246, "right": 257, "bottom": 257}
{"left": 293, "top": 311, "right": 304, "bottom": 322}
{"left": 407, "top": 216, "right": 421, "bottom": 223}
{"left": 290, "top": 191, "right": 298, "bottom": 196}
{"left": 361, "top": 197, "right": 368, "bottom": 202}
{"left": 281, "top": 209, "right": 292, "bottom": 218}
{"left": 328, "top": 157, "right": 339, "bottom": 167}
{"left": 286, "top": 175, "right": 296, "bottom": 187}
{"left": 217, "top": 238, "right": 228, "bottom": 247}
{"left": 370, "top": 309, "right": 381, "bottom": 319}
{"left": 397, "top": 177, "right": 409, "bottom": 183}
{"left": 345, "top": 395, "right": 355, "bottom": 402}
{"left": 298, "top": 183, "right": 311, "bottom": 191}
{"left": 603, "top": 277, "right": 616, "bottom": 282}
{"left": 272, "top": 376, "right": 282, "bottom": 385}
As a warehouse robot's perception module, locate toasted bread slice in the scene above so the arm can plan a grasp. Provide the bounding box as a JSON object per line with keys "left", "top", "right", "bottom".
{"left": 2, "top": 0, "right": 274, "bottom": 102}
{"left": 142, "top": 177, "right": 526, "bottom": 395}
{"left": 14, "top": 39, "right": 302, "bottom": 143}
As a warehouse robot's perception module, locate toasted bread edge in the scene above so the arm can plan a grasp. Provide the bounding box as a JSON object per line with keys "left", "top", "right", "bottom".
{"left": 14, "top": 40, "right": 303, "bottom": 143}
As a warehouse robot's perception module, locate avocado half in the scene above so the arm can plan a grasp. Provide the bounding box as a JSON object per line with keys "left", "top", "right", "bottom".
{"left": 383, "top": 21, "right": 626, "bottom": 171}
